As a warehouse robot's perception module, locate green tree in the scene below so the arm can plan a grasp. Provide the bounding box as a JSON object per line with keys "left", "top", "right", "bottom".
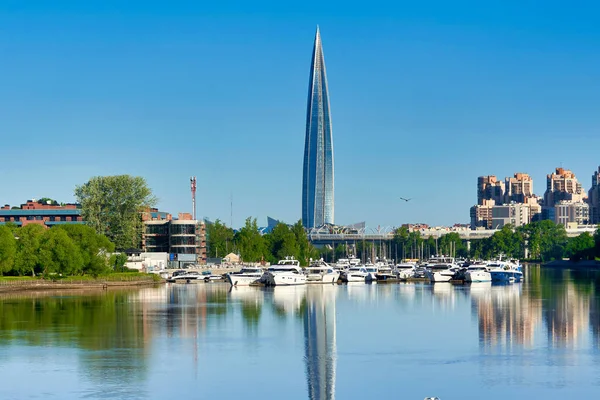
{"left": 14, "top": 224, "right": 45, "bottom": 276}
{"left": 291, "top": 220, "right": 318, "bottom": 265}
{"left": 234, "top": 217, "right": 268, "bottom": 262}
{"left": 75, "top": 175, "right": 157, "bottom": 250}
{"left": 566, "top": 232, "right": 596, "bottom": 261}
{"left": 439, "top": 232, "right": 468, "bottom": 258}
{"left": 488, "top": 225, "right": 523, "bottom": 258}
{"left": 39, "top": 228, "right": 84, "bottom": 276}
{"left": 206, "top": 219, "right": 235, "bottom": 258}
{"left": 268, "top": 223, "right": 299, "bottom": 262}
{"left": 37, "top": 197, "right": 59, "bottom": 205}
{"left": 0, "top": 226, "right": 17, "bottom": 275}
{"left": 57, "top": 225, "right": 115, "bottom": 276}
{"left": 109, "top": 253, "right": 129, "bottom": 272}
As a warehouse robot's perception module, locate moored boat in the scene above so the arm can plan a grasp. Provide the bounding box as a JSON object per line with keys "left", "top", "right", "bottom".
{"left": 225, "top": 266, "right": 264, "bottom": 286}
{"left": 464, "top": 263, "right": 491, "bottom": 283}
{"left": 260, "top": 257, "right": 307, "bottom": 286}
{"left": 305, "top": 260, "right": 340, "bottom": 284}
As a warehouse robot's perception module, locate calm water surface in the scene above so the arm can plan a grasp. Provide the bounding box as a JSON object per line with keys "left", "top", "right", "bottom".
{"left": 2, "top": 266, "right": 600, "bottom": 399}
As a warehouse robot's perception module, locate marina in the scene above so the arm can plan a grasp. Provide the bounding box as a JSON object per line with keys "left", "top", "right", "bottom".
{"left": 1, "top": 265, "right": 600, "bottom": 399}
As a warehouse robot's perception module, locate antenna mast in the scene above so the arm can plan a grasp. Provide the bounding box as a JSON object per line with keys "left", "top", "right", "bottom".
{"left": 190, "top": 176, "right": 197, "bottom": 220}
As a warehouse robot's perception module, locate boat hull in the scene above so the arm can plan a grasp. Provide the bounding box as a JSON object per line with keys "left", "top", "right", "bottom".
{"left": 261, "top": 272, "right": 307, "bottom": 286}
{"left": 465, "top": 271, "right": 491, "bottom": 283}
{"left": 226, "top": 274, "right": 262, "bottom": 286}
{"left": 346, "top": 273, "right": 367, "bottom": 282}
{"left": 306, "top": 272, "right": 340, "bottom": 284}
{"left": 428, "top": 271, "right": 453, "bottom": 282}
{"left": 490, "top": 270, "right": 523, "bottom": 283}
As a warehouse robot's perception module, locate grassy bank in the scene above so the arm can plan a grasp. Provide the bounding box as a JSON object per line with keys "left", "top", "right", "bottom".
{"left": 0, "top": 272, "right": 163, "bottom": 292}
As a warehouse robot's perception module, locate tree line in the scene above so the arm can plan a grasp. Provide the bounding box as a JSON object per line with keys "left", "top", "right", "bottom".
{"left": 207, "top": 218, "right": 320, "bottom": 265}
{"left": 393, "top": 220, "right": 600, "bottom": 262}
{"left": 0, "top": 224, "right": 126, "bottom": 277}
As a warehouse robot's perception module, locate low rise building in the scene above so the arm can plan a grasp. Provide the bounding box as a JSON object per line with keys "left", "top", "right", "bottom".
{"left": 0, "top": 200, "right": 83, "bottom": 228}
{"left": 142, "top": 210, "right": 207, "bottom": 267}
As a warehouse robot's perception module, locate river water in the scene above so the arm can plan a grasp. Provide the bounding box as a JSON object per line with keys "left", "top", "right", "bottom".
{"left": 1, "top": 265, "right": 600, "bottom": 399}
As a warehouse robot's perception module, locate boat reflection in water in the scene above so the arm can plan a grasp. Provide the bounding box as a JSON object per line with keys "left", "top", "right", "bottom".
{"left": 304, "top": 285, "right": 337, "bottom": 400}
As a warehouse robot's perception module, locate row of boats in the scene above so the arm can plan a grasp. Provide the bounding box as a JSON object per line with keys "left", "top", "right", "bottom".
{"left": 225, "top": 256, "right": 524, "bottom": 287}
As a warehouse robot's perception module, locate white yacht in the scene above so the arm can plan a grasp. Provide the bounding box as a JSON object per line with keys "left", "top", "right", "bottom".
{"left": 424, "top": 256, "right": 459, "bottom": 283}
{"left": 364, "top": 263, "right": 379, "bottom": 282}
{"left": 344, "top": 266, "right": 369, "bottom": 282}
{"left": 260, "top": 257, "right": 306, "bottom": 286}
{"left": 335, "top": 258, "right": 350, "bottom": 270}
{"left": 167, "top": 270, "right": 203, "bottom": 283}
{"left": 225, "top": 266, "right": 264, "bottom": 286}
{"left": 348, "top": 256, "right": 361, "bottom": 267}
{"left": 375, "top": 263, "right": 396, "bottom": 281}
{"left": 464, "top": 263, "right": 491, "bottom": 283}
{"left": 426, "top": 264, "right": 457, "bottom": 282}
{"left": 395, "top": 262, "right": 417, "bottom": 280}
{"left": 305, "top": 260, "right": 340, "bottom": 284}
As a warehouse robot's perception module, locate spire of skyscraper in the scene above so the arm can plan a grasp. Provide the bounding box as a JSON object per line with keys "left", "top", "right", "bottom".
{"left": 302, "top": 26, "right": 334, "bottom": 229}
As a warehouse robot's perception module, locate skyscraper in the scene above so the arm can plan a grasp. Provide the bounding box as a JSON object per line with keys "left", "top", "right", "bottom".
{"left": 302, "top": 26, "right": 334, "bottom": 229}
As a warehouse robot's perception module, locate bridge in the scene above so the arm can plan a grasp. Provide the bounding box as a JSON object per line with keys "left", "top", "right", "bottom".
{"left": 308, "top": 227, "right": 598, "bottom": 246}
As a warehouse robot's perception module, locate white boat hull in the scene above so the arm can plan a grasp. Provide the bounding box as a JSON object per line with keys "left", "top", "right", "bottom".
{"left": 226, "top": 274, "right": 261, "bottom": 286}
{"left": 397, "top": 269, "right": 415, "bottom": 280}
{"left": 262, "top": 272, "right": 307, "bottom": 286}
{"left": 429, "top": 271, "right": 453, "bottom": 282}
{"left": 306, "top": 272, "right": 340, "bottom": 284}
{"left": 465, "top": 270, "right": 491, "bottom": 283}
{"left": 346, "top": 273, "right": 367, "bottom": 282}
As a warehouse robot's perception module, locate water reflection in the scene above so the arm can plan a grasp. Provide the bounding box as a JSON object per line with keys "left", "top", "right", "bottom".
{"left": 304, "top": 285, "right": 337, "bottom": 400}
{"left": 4, "top": 269, "right": 600, "bottom": 398}
{"left": 469, "top": 266, "right": 600, "bottom": 350}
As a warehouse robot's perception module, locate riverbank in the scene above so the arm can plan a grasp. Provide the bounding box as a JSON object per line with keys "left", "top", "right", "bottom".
{"left": 542, "top": 260, "right": 600, "bottom": 269}
{"left": 0, "top": 274, "right": 162, "bottom": 293}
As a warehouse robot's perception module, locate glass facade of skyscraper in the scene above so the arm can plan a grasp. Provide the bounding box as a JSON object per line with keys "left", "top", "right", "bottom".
{"left": 302, "top": 27, "right": 334, "bottom": 229}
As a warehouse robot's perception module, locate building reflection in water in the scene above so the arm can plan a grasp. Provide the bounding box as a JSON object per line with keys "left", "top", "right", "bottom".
{"left": 471, "top": 267, "right": 600, "bottom": 350}
{"left": 473, "top": 283, "right": 542, "bottom": 349}
{"left": 303, "top": 285, "right": 337, "bottom": 400}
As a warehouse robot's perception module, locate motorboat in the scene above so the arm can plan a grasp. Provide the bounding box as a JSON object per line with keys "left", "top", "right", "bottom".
{"left": 375, "top": 264, "right": 397, "bottom": 281}
{"left": 426, "top": 264, "right": 459, "bottom": 283}
{"left": 335, "top": 258, "right": 350, "bottom": 270}
{"left": 344, "top": 266, "right": 369, "bottom": 282}
{"left": 487, "top": 260, "right": 523, "bottom": 283}
{"left": 260, "top": 257, "right": 307, "bottom": 286}
{"left": 167, "top": 270, "right": 203, "bottom": 283}
{"left": 463, "top": 263, "right": 491, "bottom": 283}
{"left": 395, "top": 262, "right": 417, "bottom": 280}
{"left": 305, "top": 260, "right": 340, "bottom": 284}
{"left": 364, "top": 263, "right": 379, "bottom": 282}
{"left": 225, "top": 266, "right": 264, "bottom": 286}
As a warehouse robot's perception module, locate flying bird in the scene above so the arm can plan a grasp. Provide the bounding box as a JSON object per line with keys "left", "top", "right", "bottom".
{"left": 400, "top": 197, "right": 412, "bottom": 202}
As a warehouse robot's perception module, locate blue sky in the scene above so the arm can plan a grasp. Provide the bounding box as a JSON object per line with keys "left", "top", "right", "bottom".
{"left": 1, "top": 1, "right": 600, "bottom": 229}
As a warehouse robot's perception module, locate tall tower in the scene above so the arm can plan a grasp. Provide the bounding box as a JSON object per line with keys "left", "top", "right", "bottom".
{"left": 190, "top": 176, "right": 197, "bottom": 220}
{"left": 302, "top": 26, "right": 334, "bottom": 229}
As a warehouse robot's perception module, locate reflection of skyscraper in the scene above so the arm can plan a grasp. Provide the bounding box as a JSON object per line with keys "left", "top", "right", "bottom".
{"left": 304, "top": 286, "right": 336, "bottom": 400}
{"left": 302, "top": 26, "right": 334, "bottom": 229}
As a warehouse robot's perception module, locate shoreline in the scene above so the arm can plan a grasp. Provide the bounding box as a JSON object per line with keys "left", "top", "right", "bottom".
{"left": 541, "top": 260, "right": 600, "bottom": 269}
{"left": 0, "top": 279, "right": 163, "bottom": 293}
